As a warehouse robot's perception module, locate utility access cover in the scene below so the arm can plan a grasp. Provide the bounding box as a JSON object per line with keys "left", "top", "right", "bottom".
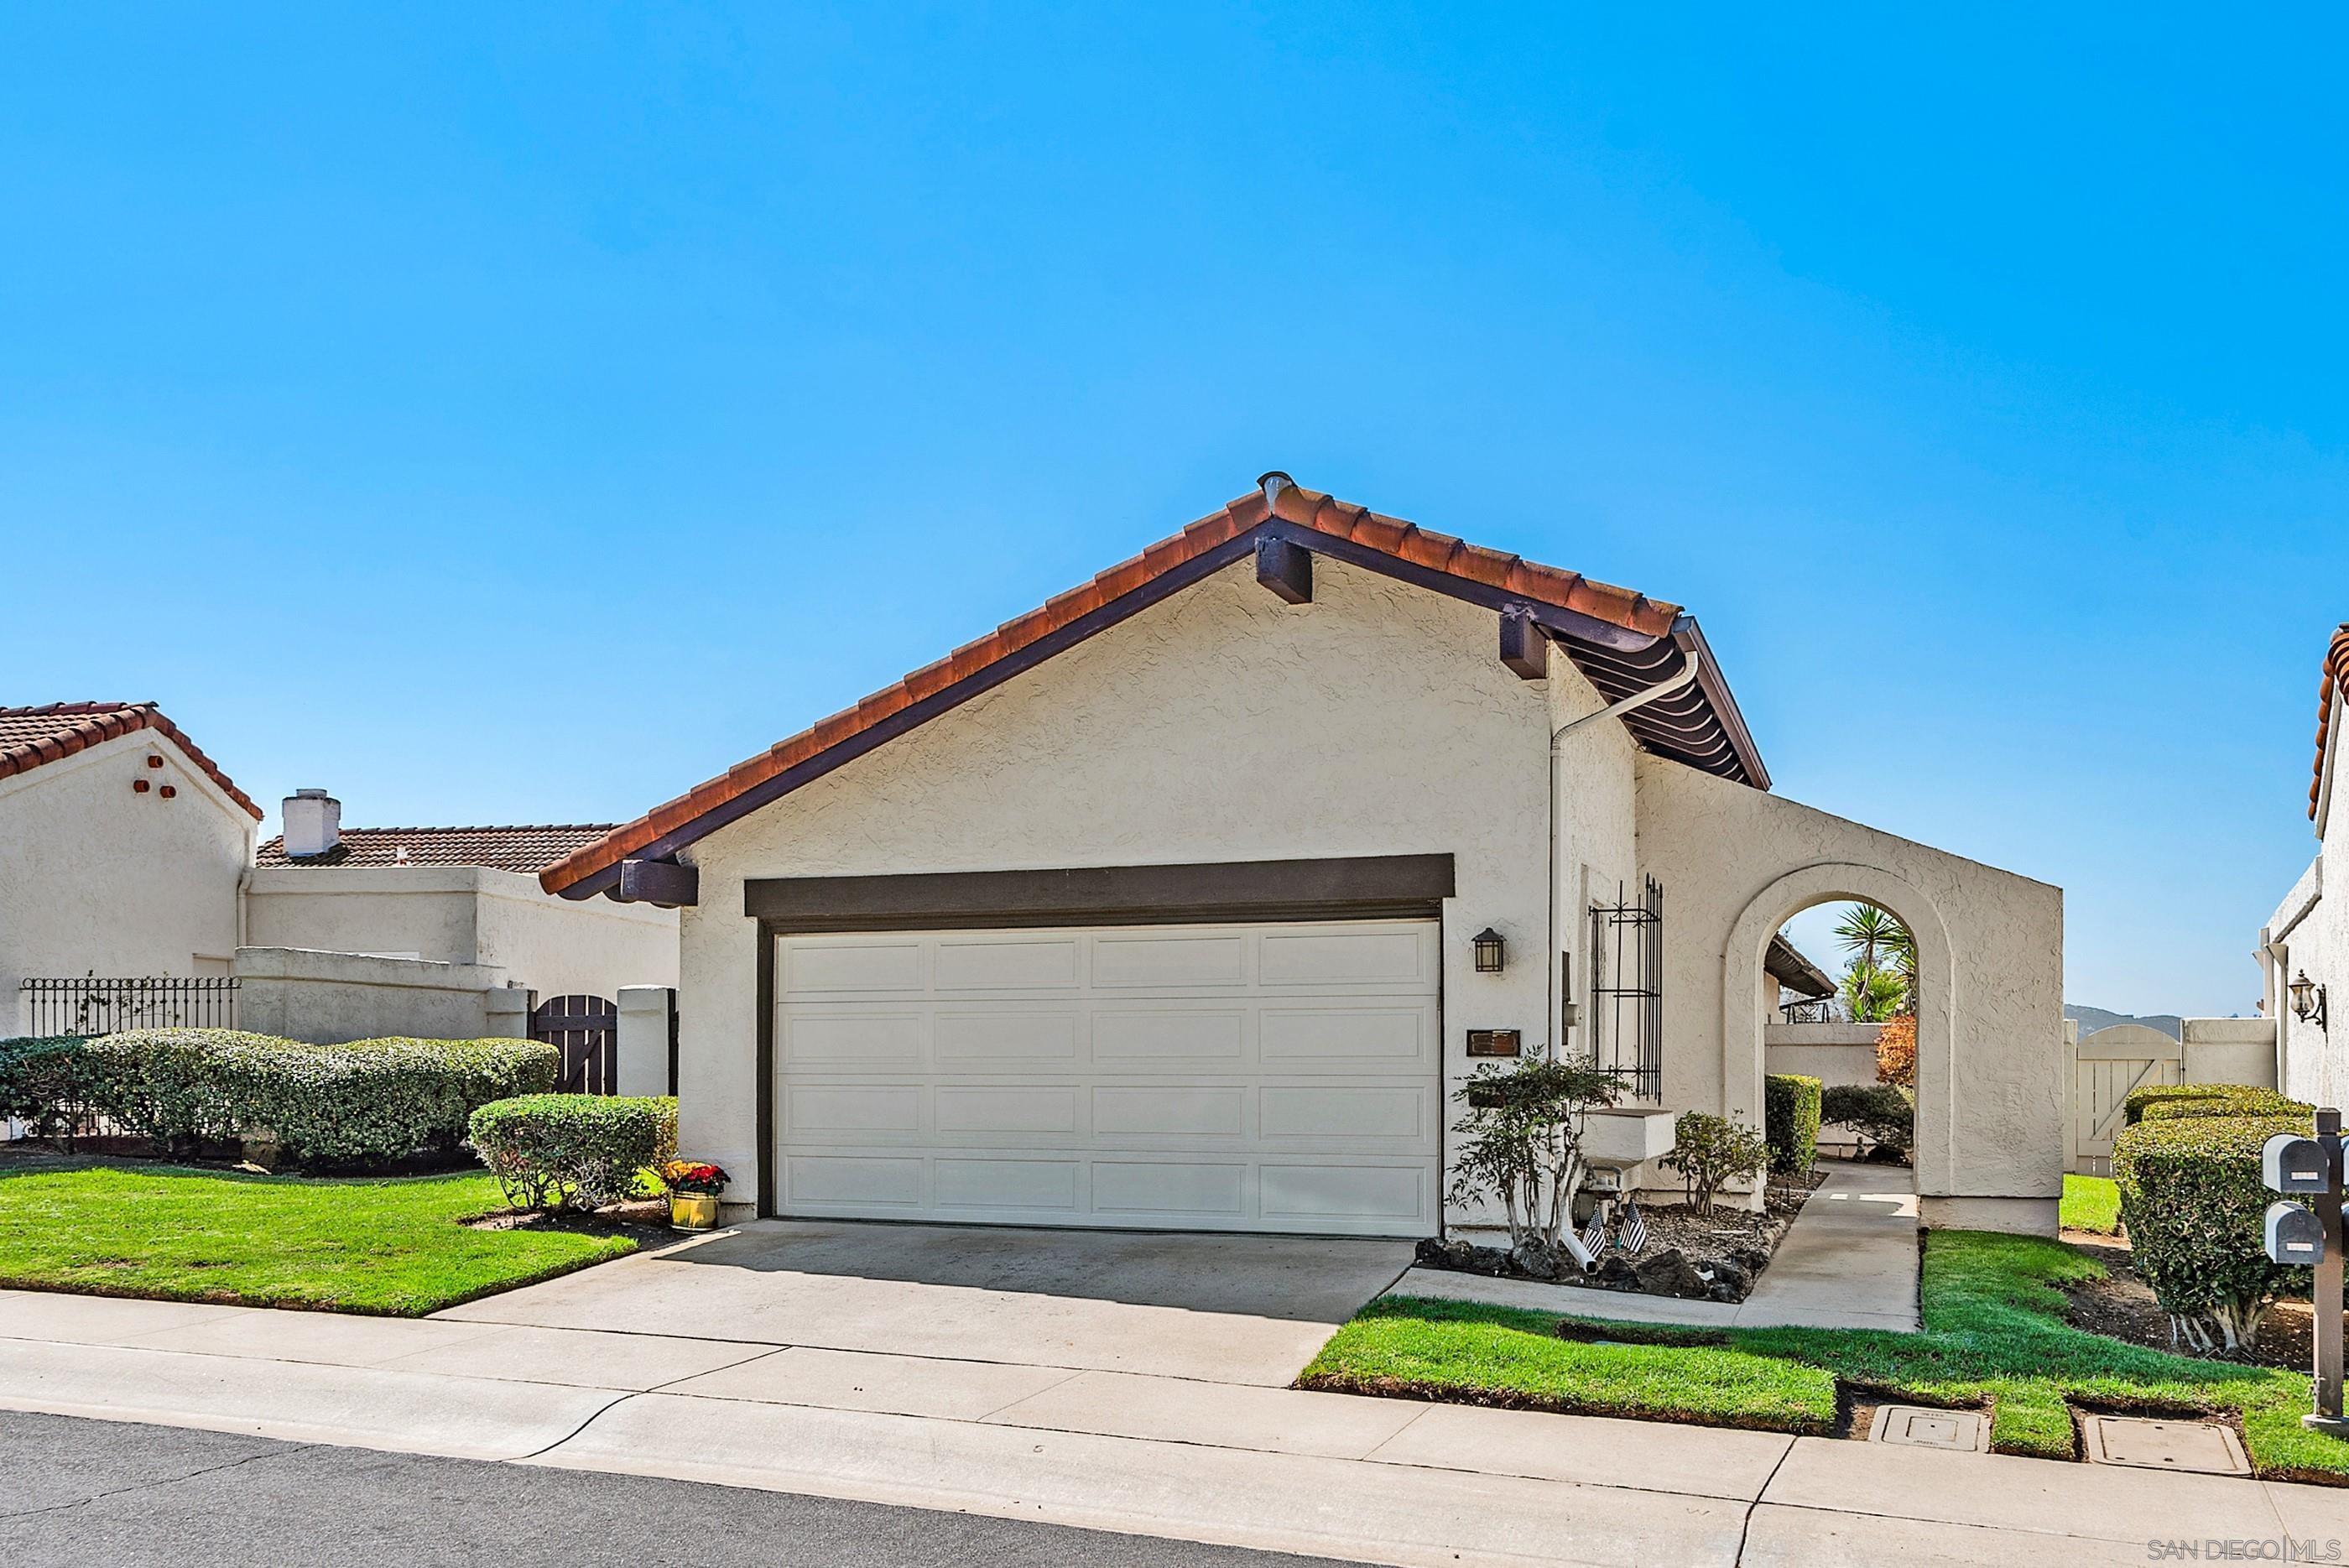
{"left": 2082, "top": 1416, "right": 2250, "bottom": 1477}
{"left": 1869, "top": 1405, "right": 1988, "bottom": 1452}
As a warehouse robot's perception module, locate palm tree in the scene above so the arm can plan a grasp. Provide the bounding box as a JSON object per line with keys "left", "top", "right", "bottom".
{"left": 1834, "top": 903, "right": 1916, "bottom": 1016}
{"left": 1841, "top": 962, "right": 1907, "bottom": 1023}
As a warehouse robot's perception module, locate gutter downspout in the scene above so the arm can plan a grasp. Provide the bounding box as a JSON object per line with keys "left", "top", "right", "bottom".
{"left": 1545, "top": 654, "right": 1704, "bottom": 1061}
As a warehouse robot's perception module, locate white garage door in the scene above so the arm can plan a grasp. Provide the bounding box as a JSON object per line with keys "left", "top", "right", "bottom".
{"left": 774, "top": 919, "right": 1441, "bottom": 1236}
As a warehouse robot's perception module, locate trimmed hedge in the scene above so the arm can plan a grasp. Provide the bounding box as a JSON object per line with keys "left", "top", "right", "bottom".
{"left": 2112, "top": 1111, "right": 2308, "bottom": 1352}
{"left": 0, "top": 1029, "right": 558, "bottom": 1166}
{"left": 0, "top": 1035, "right": 101, "bottom": 1138}
{"left": 1821, "top": 1081, "right": 1914, "bottom": 1157}
{"left": 2120, "top": 1081, "right": 2311, "bottom": 1128}
{"left": 470, "top": 1095, "right": 680, "bottom": 1212}
{"left": 1763, "top": 1073, "right": 1822, "bottom": 1174}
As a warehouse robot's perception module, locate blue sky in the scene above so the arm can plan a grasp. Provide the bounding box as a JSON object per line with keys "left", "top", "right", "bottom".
{"left": 5, "top": 6, "right": 2343, "bottom": 1017}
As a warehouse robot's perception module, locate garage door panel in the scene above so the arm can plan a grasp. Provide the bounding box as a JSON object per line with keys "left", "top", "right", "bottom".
{"left": 1092, "top": 1160, "right": 1248, "bottom": 1217}
{"left": 776, "top": 918, "right": 1438, "bottom": 1236}
{"left": 934, "top": 1158, "right": 1082, "bottom": 1212}
{"left": 782, "top": 1010, "right": 926, "bottom": 1065}
{"left": 1258, "top": 1085, "right": 1428, "bottom": 1143}
{"left": 1092, "top": 1085, "right": 1247, "bottom": 1139}
{"left": 933, "top": 1009, "right": 1082, "bottom": 1063}
{"left": 1091, "top": 932, "right": 1247, "bottom": 987}
{"left": 784, "top": 1085, "right": 924, "bottom": 1137}
{"left": 935, "top": 1085, "right": 1081, "bottom": 1135}
{"left": 933, "top": 936, "right": 1082, "bottom": 991}
{"left": 1091, "top": 1008, "right": 1247, "bottom": 1063}
{"left": 1259, "top": 1163, "right": 1429, "bottom": 1226}
{"left": 784, "top": 1154, "right": 926, "bottom": 1207}
{"left": 784, "top": 940, "right": 925, "bottom": 994}
{"left": 1259, "top": 927, "right": 1432, "bottom": 987}
{"left": 1258, "top": 1004, "right": 1434, "bottom": 1067}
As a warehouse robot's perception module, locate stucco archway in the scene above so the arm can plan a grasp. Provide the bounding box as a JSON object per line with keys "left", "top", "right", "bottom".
{"left": 1722, "top": 862, "right": 1956, "bottom": 1196}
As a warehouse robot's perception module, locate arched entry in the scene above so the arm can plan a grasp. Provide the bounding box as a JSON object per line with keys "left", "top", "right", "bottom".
{"left": 1722, "top": 862, "right": 1956, "bottom": 1196}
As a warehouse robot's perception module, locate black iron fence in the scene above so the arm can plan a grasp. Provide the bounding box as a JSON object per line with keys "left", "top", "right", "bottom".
{"left": 17, "top": 976, "right": 240, "bottom": 1038}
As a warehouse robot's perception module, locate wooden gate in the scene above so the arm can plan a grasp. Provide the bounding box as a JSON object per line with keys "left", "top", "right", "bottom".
{"left": 531, "top": 994, "right": 618, "bottom": 1096}
{"left": 2066, "top": 1023, "right": 2183, "bottom": 1175}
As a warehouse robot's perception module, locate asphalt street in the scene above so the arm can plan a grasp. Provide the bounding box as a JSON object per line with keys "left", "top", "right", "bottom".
{"left": 0, "top": 1409, "right": 1367, "bottom": 1568}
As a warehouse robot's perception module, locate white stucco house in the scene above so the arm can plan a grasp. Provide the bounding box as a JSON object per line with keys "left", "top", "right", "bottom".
{"left": 0, "top": 703, "right": 678, "bottom": 1044}
{"left": 540, "top": 476, "right": 2065, "bottom": 1236}
{"left": 2261, "top": 624, "right": 2349, "bottom": 1105}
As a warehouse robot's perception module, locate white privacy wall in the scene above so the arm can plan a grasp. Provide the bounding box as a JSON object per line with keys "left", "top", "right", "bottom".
{"left": 0, "top": 731, "right": 253, "bottom": 1022}
{"left": 2268, "top": 851, "right": 2340, "bottom": 1107}
{"left": 676, "top": 556, "right": 1624, "bottom": 1216}
{"left": 1636, "top": 755, "right": 2065, "bottom": 1223}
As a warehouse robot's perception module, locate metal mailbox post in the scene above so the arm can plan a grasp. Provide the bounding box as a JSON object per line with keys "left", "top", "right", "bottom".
{"left": 2265, "top": 1108, "right": 2349, "bottom": 1435}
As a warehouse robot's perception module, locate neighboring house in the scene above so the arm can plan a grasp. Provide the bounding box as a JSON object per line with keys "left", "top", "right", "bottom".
{"left": 0, "top": 702, "right": 261, "bottom": 1019}
{"left": 2263, "top": 624, "right": 2349, "bottom": 1105}
{"left": 1766, "top": 934, "right": 1836, "bottom": 1019}
{"left": 540, "top": 475, "right": 2065, "bottom": 1236}
{"left": 1, "top": 703, "right": 679, "bottom": 1042}
{"left": 246, "top": 794, "right": 678, "bottom": 1002}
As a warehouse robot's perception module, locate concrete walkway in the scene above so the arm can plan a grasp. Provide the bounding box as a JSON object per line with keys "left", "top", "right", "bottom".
{"left": 1389, "top": 1159, "right": 1923, "bottom": 1331}
{"left": 1, "top": 1277, "right": 2341, "bottom": 1565}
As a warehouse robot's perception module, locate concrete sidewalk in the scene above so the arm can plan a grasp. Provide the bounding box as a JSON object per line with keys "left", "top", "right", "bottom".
{"left": 1390, "top": 1160, "right": 1923, "bottom": 1332}
{"left": 1, "top": 1284, "right": 2341, "bottom": 1566}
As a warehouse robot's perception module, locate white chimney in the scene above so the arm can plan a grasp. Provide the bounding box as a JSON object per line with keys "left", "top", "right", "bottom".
{"left": 283, "top": 789, "right": 341, "bottom": 858}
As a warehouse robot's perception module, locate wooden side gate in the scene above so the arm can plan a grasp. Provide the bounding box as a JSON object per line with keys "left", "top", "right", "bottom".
{"left": 531, "top": 994, "right": 618, "bottom": 1096}
{"left": 2066, "top": 1022, "right": 2183, "bottom": 1176}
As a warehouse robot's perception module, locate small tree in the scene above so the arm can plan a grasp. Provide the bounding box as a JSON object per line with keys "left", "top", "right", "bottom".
{"left": 1660, "top": 1112, "right": 1771, "bottom": 1215}
{"left": 1875, "top": 1014, "right": 1918, "bottom": 1087}
{"left": 1446, "top": 1055, "right": 1626, "bottom": 1257}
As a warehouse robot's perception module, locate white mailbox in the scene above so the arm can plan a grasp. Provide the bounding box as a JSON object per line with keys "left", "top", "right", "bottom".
{"left": 2268, "top": 1201, "right": 2327, "bottom": 1265}
{"left": 2265, "top": 1133, "right": 2333, "bottom": 1196}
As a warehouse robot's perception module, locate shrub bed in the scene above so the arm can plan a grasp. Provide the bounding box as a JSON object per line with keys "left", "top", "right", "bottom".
{"left": 470, "top": 1094, "right": 680, "bottom": 1212}
{"left": 2112, "top": 1111, "right": 2308, "bottom": 1354}
{"left": 1820, "top": 1081, "right": 1914, "bottom": 1158}
{"left": 0, "top": 1029, "right": 558, "bottom": 1168}
{"left": 2121, "top": 1081, "right": 2311, "bottom": 1128}
{"left": 1763, "top": 1073, "right": 1821, "bottom": 1174}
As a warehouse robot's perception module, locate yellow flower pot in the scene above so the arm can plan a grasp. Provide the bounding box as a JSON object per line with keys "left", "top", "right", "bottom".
{"left": 669, "top": 1192, "right": 720, "bottom": 1232}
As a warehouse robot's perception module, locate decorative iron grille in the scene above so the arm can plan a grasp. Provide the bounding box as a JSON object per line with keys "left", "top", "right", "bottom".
{"left": 18, "top": 975, "right": 239, "bottom": 1038}
{"left": 1779, "top": 997, "right": 1836, "bottom": 1024}
{"left": 1589, "top": 878, "right": 1664, "bottom": 1101}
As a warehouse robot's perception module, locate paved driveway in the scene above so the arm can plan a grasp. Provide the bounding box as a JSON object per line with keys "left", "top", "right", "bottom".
{"left": 435, "top": 1220, "right": 1414, "bottom": 1386}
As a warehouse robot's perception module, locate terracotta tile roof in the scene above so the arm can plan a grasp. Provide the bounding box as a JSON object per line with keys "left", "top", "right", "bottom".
{"left": 2313, "top": 624, "right": 2349, "bottom": 820}
{"left": 0, "top": 701, "right": 262, "bottom": 820}
{"left": 540, "top": 476, "right": 1739, "bottom": 899}
{"left": 258, "top": 825, "right": 620, "bottom": 873}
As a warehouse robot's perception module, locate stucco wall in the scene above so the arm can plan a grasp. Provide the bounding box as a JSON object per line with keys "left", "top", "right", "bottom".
{"left": 232, "top": 946, "right": 531, "bottom": 1044}
{"left": 0, "top": 731, "right": 253, "bottom": 1024}
{"left": 2180, "top": 1016, "right": 2279, "bottom": 1088}
{"left": 675, "top": 556, "right": 1624, "bottom": 1210}
{"left": 1765, "top": 1022, "right": 1883, "bottom": 1087}
{"left": 1635, "top": 755, "right": 2065, "bottom": 1211}
{"left": 245, "top": 866, "right": 676, "bottom": 1000}
{"left": 2268, "top": 847, "right": 2338, "bottom": 1107}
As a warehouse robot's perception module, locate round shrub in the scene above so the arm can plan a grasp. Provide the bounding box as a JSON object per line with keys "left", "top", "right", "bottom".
{"left": 1763, "top": 1072, "right": 1822, "bottom": 1173}
{"left": 470, "top": 1095, "right": 680, "bottom": 1212}
{"left": 2112, "top": 1110, "right": 2309, "bottom": 1353}
{"left": 1820, "top": 1081, "right": 1914, "bottom": 1158}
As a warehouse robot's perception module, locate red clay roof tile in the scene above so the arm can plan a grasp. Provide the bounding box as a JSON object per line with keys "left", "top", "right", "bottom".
{"left": 2313, "top": 624, "right": 2349, "bottom": 819}
{"left": 538, "top": 477, "right": 1690, "bottom": 897}
{"left": 0, "top": 702, "right": 262, "bottom": 819}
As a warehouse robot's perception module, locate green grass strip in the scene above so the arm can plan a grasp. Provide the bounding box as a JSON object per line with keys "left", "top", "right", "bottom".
{"left": 0, "top": 1158, "right": 636, "bottom": 1316}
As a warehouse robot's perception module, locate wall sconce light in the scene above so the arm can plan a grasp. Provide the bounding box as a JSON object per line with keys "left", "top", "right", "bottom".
{"left": 1472, "top": 928, "right": 1506, "bottom": 974}
{"left": 2292, "top": 970, "right": 2329, "bottom": 1030}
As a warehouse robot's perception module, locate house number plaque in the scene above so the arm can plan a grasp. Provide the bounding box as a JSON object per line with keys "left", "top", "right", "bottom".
{"left": 1465, "top": 1029, "right": 1521, "bottom": 1058}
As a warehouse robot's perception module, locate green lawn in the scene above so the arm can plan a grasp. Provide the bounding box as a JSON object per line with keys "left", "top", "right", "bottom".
{"left": 2062, "top": 1173, "right": 2123, "bottom": 1234}
{"left": 0, "top": 1156, "right": 638, "bottom": 1315}
{"left": 1302, "top": 1231, "right": 2349, "bottom": 1482}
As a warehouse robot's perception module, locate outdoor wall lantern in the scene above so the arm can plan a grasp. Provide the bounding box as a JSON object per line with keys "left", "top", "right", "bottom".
{"left": 2293, "top": 970, "right": 2330, "bottom": 1031}
{"left": 1472, "top": 928, "right": 1507, "bottom": 974}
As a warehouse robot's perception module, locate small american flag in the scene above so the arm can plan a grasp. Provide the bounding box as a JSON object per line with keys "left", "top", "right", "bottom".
{"left": 1615, "top": 1199, "right": 1647, "bottom": 1254}
{"left": 1579, "top": 1210, "right": 1609, "bottom": 1262}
